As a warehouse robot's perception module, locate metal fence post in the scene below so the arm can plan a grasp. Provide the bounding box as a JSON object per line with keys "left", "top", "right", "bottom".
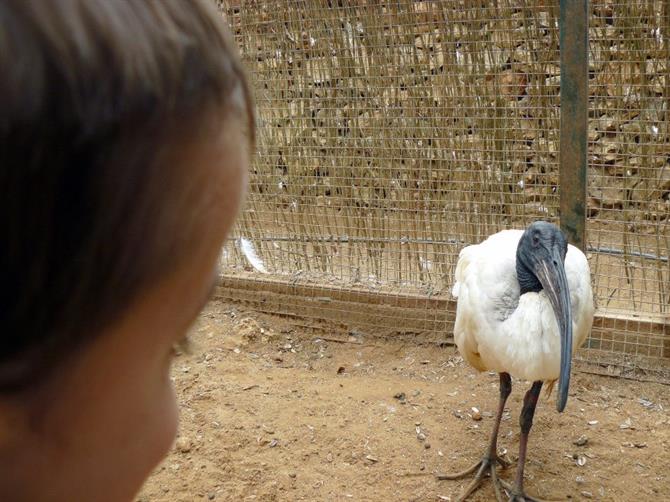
{"left": 559, "top": 0, "right": 589, "bottom": 250}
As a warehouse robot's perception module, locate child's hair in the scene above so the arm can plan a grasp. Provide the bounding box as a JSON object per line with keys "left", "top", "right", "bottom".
{"left": 0, "top": 0, "right": 254, "bottom": 391}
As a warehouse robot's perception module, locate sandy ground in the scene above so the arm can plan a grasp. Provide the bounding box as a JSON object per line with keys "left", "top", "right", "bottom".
{"left": 138, "top": 296, "right": 670, "bottom": 502}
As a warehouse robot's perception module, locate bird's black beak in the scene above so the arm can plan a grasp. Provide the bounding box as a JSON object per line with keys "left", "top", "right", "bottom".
{"left": 533, "top": 248, "right": 573, "bottom": 412}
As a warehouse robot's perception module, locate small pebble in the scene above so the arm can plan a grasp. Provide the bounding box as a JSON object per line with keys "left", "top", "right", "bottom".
{"left": 638, "top": 398, "right": 655, "bottom": 409}
{"left": 471, "top": 407, "right": 482, "bottom": 421}
{"left": 176, "top": 437, "right": 192, "bottom": 453}
{"left": 581, "top": 491, "right": 593, "bottom": 499}
{"left": 573, "top": 435, "right": 588, "bottom": 447}
{"left": 424, "top": 442, "right": 431, "bottom": 449}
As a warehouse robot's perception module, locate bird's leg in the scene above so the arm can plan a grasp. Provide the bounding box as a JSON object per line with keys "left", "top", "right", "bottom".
{"left": 487, "top": 372, "right": 512, "bottom": 466}
{"left": 437, "top": 372, "right": 512, "bottom": 502}
{"left": 501, "top": 380, "right": 546, "bottom": 502}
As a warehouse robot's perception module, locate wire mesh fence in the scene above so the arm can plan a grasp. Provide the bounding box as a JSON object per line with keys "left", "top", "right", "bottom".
{"left": 581, "top": 0, "right": 669, "bottom": 379}
{"left": 217, "top": 1, "right": 670, "bottom": 382}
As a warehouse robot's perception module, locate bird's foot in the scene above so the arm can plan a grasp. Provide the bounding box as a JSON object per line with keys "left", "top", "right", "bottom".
{"left": 436, "top": 454, "right": 511, "bottom": 502}
{"left": 499, "top": 479, "right": 547, "bottom": 502}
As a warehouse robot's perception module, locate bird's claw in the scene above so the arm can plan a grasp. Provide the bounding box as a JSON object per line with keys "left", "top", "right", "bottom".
{"left": 499, "top": 479, "right": 548, "bottom": 502}
{"left": 436, "top": 454, "right": 510, "bottom": 502}
{"left": 507, "top": 495, "right": 544, "bottom": 502}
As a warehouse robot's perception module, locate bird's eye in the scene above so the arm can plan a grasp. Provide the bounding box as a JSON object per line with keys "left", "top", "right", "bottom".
{"left": 532, "top": 234, "right": 540, "bottom": 245}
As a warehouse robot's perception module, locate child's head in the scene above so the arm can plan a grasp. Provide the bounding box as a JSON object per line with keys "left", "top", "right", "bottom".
{"left": 0, "top": 0, "right": 253, "bottom": 499}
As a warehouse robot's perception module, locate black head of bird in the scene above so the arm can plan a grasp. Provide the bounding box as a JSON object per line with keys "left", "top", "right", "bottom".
{"left": 516, "top": 221, "right": 573, "bottom": 412}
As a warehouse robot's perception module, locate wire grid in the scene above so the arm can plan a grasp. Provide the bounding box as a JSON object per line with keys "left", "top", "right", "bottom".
{"left": 218, "top": 1, "right": 670, "bottom": 381}
{"left": 577, "top": 0, "right": 670, "bottom": 380}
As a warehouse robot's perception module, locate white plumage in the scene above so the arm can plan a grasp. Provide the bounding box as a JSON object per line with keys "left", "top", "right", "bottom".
{"left": 452, "top": 229, "right": 594, "bottom": 383}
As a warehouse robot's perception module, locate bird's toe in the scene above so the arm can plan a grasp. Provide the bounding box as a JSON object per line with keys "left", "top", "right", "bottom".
{"left": 500, "top": 480, "right": 548, "bottom": 502}
{"left": 437, "top": 454, "right": 511, "bottom": 502}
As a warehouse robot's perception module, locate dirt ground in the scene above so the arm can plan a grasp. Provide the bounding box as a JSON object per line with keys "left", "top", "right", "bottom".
{"left": 138, "top": 296, "right": 670, "bottom": 502}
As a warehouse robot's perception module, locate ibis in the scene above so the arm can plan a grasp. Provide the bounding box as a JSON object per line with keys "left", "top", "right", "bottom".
{"left": 439, "top": 221, "right": 594, "bottom": 501}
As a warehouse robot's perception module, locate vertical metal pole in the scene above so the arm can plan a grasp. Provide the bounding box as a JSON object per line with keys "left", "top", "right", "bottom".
{"left": 559, "top": 0, "right": 589, "bottom": 251}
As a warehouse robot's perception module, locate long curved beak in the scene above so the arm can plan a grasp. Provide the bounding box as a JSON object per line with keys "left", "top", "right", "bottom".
{"left": 534, "top": 250, "right": 573, "bottom": 412}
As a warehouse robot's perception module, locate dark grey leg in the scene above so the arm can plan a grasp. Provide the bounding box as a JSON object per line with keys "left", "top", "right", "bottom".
{"left": 501, "top": 381, "right": 546, "bottom": 502}
{"left": 437, "top": 373, "right": 513, "bottom": 502}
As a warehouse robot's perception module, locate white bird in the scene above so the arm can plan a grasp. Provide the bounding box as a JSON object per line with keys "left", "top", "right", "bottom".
{"left": 439, "top": 221, "right": 594, "bottom": 502}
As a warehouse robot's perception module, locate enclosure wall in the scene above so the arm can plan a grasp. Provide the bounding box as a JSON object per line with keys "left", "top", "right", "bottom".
{"left": 218, "top": 1, "right": 669, "bottom": 382}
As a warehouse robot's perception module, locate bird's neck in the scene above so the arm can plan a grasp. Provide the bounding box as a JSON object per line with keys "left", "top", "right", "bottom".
{"left": 516, "top": 260, "right": 542, "bottom": 295}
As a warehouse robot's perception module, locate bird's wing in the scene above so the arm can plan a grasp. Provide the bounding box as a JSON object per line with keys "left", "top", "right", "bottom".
{"left": 452, "top": 231, "right": 524, "bottom": 373}
{"left": 452, "top": 244, "right": 486, "bottom": 370}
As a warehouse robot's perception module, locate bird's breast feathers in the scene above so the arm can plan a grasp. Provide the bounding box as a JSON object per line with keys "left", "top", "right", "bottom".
{"left": 452, "top": 230, "right": 594, "bottom": 381}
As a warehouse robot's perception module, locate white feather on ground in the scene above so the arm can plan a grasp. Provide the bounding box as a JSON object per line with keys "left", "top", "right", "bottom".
{"left": 238, "top": 237, "right": 267, "bottom": 273}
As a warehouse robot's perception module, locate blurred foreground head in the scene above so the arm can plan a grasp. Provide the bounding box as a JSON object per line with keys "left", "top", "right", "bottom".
{"left": 0, "top": 0, "right": 253, "bottom": 500}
